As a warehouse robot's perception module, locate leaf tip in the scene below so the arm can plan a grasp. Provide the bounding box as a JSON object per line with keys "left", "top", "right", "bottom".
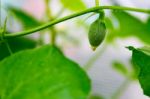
{"left": 126, "top": 46, "right": 135, "bottom": 51}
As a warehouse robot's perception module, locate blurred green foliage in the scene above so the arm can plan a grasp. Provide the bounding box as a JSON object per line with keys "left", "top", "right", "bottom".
{"left": 112, "top": 61, "right": 128, "bottom": 76}
{"left": 0, "top": 0, "right": 150, "bottom": 98}
{"left": 107, "top": 11, "right": 150, "bottom": 45}
{"left": 8, "top": 7, "right": 40, "bottom": 29}
{"left": 0, "top": 45, "right": 91, "bottom": 99}
{"left": 60, "top": 0, "right": 86, "bottom": 11}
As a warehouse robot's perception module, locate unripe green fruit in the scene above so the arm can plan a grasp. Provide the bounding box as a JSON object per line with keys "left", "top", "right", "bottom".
{"left": 88, "top": 17, "right": 106, "bottom": 51}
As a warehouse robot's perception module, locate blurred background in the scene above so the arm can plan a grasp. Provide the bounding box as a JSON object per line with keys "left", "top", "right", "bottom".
{"left": 0, "top": 0, "right": 150, "bottom": 99}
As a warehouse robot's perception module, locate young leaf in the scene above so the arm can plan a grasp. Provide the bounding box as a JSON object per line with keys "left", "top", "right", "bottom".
{"left": 60, "top": 0, "right": 86, "bottom": 11}
{"left": 8, "top": 7, "right": 40, "bottom": 29}
{"left": 111, "top": 11, "right": 150, "bottom": 44}
{"left": 0, "top": 45, "right": 91, "bottom": 99}
{"left": 0, "top": 37, "right": 37, "bottom": 60}
{"left": 128, "top": 46, "right": 150, "bottom": 96}
{"left": 112, "top": 61, "right": 128, "bottom": 76}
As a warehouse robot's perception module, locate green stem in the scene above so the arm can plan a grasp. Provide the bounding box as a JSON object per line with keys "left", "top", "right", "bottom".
{"left": 4, "top": 6, "right": 150, "bottom": 38}
{"left": 45, "top": 0, "right": 57, "bottom": 45}
{"left": 111, "top": 78, "right": 130, "bottom": 99}
{"left": 84, "top": 45, "right": 107, "bottom": 70}
{"left": 5, "top": 41, "right": 13, "bottom": 55}
{"left": 50, "top": 27, "right": 57, "bottom": 45}
{"left": 83, "top": 13, "right": 96, "bottom": 21}
{"left": 95, "top": 0, "right": 99, "bottom": 6}
{"left": 54, "top": 7, "right": 65, "bottom": 18}
{"left": 1, "top": 17, "right": 13, "bottom": 55}
{"left": 45, "top": 0, "right": 50, "bottom": 16}
{"left": 95, "top": 0, "right": 105, "bottom": 20}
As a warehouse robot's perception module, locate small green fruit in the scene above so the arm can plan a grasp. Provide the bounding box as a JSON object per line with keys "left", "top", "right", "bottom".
{"left": 88, "top": 17, "right": 106, "bottom": 51}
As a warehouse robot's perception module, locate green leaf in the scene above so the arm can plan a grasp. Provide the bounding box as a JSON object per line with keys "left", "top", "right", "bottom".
{"left": 112, "top": 61, "right": 128, "bottom": 76}
{"left": 110, "top": 11, "right": 150, "bottom": 44}
{"left": 0, "top": 27, "right": 3, "bottom": 34}
{"left": 146, "top": 17, "right": 150, "bottom": 25}
{"left": 60, "top": 0, "right": 86, "bottom": 11}
{"left": 105, "top": 17, "right": 116, "bottom": 42}
{"left": 0, "top": 45, "right": 91, "bottom": 99}
{"left": 0, "top": 37, "right": 37, "bottom": 61}
{"left": 139, "top": 46, "right": 150, "bottom": 55}
{"left": 146, "top": 17, "right": 150, "bottom": 33}
{"left": 129, "top": 59, "right": 140, "bottom": 80}
{"left": 8, "top": 7, "right": 40, "bottom": 29}
{"left": 128, "top": 46, "right": 150, "bottom": 96}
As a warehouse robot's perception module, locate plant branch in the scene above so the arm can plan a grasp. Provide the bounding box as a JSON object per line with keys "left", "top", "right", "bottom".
{"left": 111, "top": 78, "right": 130, "bottom": 99}
{"left": 84, "top": 45, "right": 107, "bottom": 70}
{"left": 4, "top": 6, "right": 150, "bottom": 38}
